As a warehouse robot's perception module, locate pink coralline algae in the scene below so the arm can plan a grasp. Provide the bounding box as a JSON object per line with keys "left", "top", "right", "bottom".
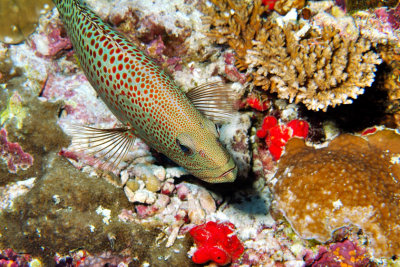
{"left": 189, "top": 221, "right": 244, "bottom": 266}
{"left": 32, "top": 22, "right": 72, "bottom": 58}
{"left": 256, "top": 116, "right": 309, "bottom": 160}
{"left": 223, "top": 53, "right": 247, "bottom": 84}
{"left": 0, "top": 128, "right": 33, "bottom": 173}
{"left": 310, "top": 240, "right": 370, "bottom": 267}
{"left": 375, "top": 5, "right": 400, "bottom": 30}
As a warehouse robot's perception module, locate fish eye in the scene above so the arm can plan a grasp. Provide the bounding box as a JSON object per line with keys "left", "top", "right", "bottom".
{"left": 176, "top": 138, "right": 194, "bottom": 156}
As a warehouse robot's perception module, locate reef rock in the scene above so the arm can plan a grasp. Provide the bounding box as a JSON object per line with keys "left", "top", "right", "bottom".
{"left": 273, "top": 129, "right": 400, "bottom": 258}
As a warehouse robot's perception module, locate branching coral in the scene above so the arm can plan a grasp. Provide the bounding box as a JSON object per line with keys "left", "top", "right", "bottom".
{"left": 202, "top": 0, "right": 382, "bottom": 111}
{"left": 273, "top": 128, "right": 400, "bottom": 258}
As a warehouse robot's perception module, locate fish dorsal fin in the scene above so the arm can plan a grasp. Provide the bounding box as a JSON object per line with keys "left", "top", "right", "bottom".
{"left": 66, "top": 124, "right": 136, "bottom": 172}
{"left": 186, "top": 82, "right": 236, "bottom": 123}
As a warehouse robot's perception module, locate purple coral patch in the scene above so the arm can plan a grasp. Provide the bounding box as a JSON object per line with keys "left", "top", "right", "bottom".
{"left": 0, "top": 128, "right": 33, "bottom": 173}
{"left": 312, "top": 240, "right": 370, "bottom": 267}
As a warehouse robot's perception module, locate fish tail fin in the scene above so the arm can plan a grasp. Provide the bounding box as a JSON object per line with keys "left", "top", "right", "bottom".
{"left": 65, "top": 124, "right": 136, "bottom": 172}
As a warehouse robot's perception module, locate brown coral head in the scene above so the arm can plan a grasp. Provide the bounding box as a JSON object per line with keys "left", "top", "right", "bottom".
{"left": 273, "top": 129, "right": 400, "bottom": 258}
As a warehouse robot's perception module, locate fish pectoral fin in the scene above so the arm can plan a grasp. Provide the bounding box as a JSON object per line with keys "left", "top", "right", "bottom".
{"left": 65, "top": 124, "right": 136, "bottom": 171}
{"left": 186, "top": 81, "right": 236, "bottom": 123}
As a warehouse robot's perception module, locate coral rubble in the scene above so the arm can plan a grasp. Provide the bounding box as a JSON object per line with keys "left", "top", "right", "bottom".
{"left": 273, "top": 129, "right": 400, "bottom": 257}
{"left": 203, "top": 0, "right": 382, "bottom": 111}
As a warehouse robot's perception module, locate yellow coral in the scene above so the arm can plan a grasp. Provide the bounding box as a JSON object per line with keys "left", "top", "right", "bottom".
{"left": 202, "top": 0, "right": 382, "bottom": 111}
{"left": 273, "top": 129, "right": 400, "bottom": 258}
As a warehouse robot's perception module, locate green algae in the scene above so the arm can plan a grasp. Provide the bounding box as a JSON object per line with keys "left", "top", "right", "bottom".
{"left": 0, "top": 0, "right": 53, "bottom": 44}
{"left": 0, "top": 75, "right": 194, "bottom": 266}
{"left": 0, "top": 155, "right": 194, "bottom": 265}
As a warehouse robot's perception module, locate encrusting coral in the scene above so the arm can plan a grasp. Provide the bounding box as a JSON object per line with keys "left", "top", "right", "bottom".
{"left": 202, "top": 0, "right": 382, "bottom": 111}
{"left": 272, "top": 128, "right": 400, "bottom": 258}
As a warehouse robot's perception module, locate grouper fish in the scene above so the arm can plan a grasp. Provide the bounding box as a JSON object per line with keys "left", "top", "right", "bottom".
{"left": 53, "top": 0, "right": 238, "bottom": 183}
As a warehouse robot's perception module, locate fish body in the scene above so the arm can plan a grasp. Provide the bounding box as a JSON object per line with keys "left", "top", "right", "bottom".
{"left": 53, "top": 0, "right": 237, "bottom": 183}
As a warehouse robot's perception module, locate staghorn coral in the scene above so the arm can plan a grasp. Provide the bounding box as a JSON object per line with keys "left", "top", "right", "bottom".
{"left": 273, "top": 0, "right": 306, "bottom": 15}
{"left": 272, "top": 128, "right": 400, "bottom": 258}
{"left": 203, "top": 0, "right": 382, "bottom": 111}
{"left": 379, "top": 45, "right": 400, "bottom": 127}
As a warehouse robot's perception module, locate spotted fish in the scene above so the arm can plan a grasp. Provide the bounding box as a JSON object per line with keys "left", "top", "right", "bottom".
{"left": 53, "top": 0, "right": 237, "bottom": 183}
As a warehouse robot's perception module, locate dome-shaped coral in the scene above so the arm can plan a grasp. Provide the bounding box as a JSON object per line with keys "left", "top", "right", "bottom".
{"left": 273, "top": 129, "right": 400, "bottom": 257}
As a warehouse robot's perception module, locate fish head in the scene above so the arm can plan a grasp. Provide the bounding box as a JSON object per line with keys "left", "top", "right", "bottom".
{"left": 174, "top": 118, "right": 237, "bottom": 183}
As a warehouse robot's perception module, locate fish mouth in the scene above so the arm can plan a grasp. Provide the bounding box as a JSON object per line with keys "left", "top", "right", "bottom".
{"left": 185, "top": 157, "right": 237, "bottom": 183}
{"left": 216, "top": 165, "right": 236, "bottom": 179}
{"left": 208, "top": 163, "right": 237, "bottom": 183}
